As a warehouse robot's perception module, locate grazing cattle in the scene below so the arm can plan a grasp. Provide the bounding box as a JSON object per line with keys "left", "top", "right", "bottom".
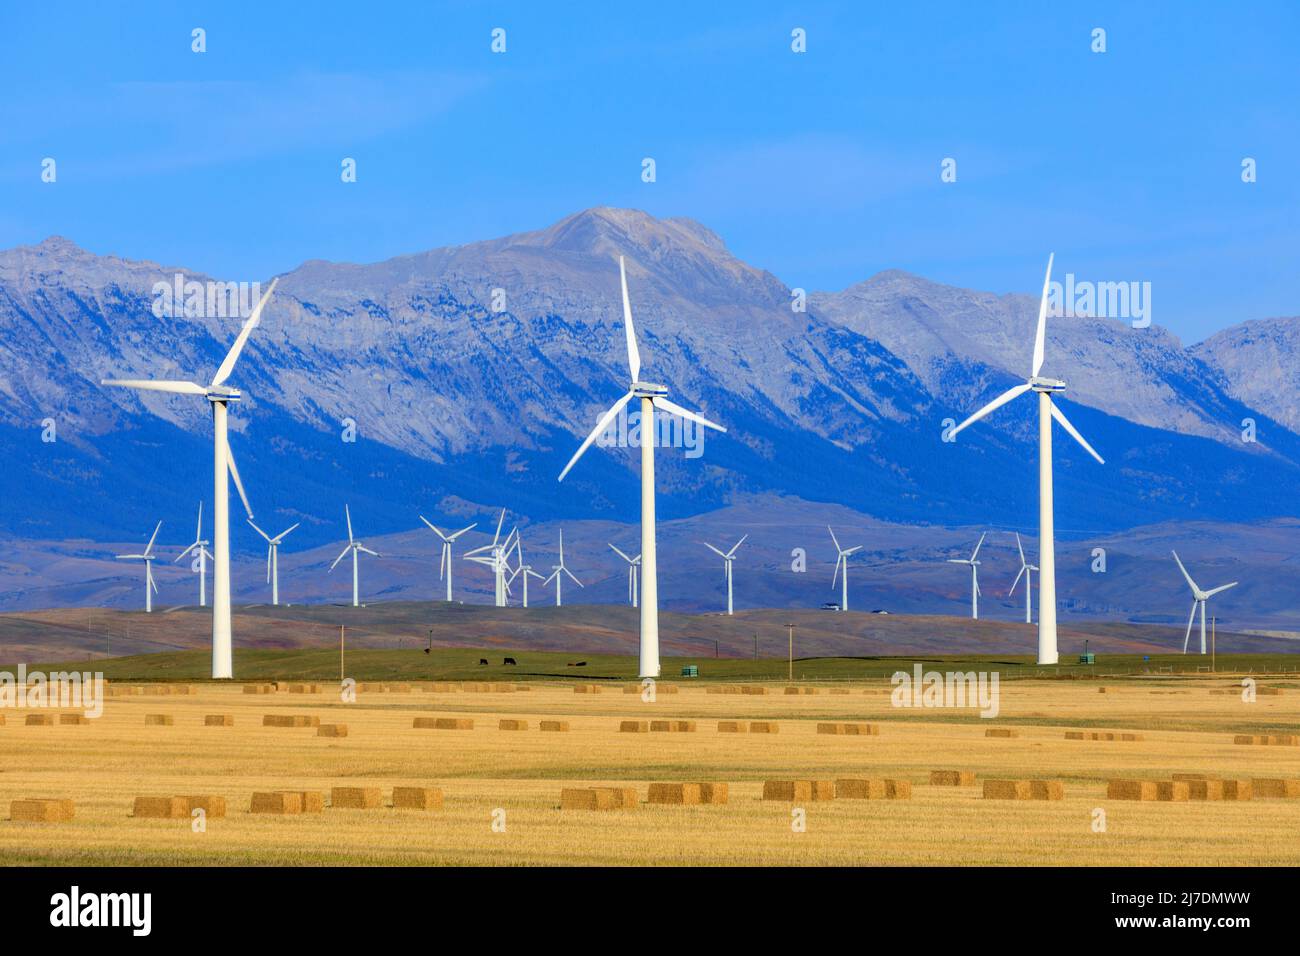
{"left": 478, "top": 658, "right": 489, "bottom": 666}
{"left": 567, "top": 661, "right": 588, "bottom": 667}
{"left": 503, "top": 657, "right": 517, "bottom": 666}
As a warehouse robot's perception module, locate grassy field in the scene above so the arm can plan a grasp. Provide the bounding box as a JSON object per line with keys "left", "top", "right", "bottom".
{"left": 2, "top": 662, "right": 1299, "bottom": 865}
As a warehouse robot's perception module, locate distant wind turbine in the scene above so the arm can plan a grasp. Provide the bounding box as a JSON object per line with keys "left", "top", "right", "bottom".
{"left": 508, "top": 538, "right": 546, "bottom": 608}
{"left": 419, "top": 516, "right": 476, "bottom": 602}
{"left": 1008, "top": 532, "right": 1038, "bottom": 624}
{"left": 702, "top": 534, "right": 747, "bottom": 615}
{"left": 828, "top": 526, "right": 861, "bottom": 611}
{"left": 557, "top": 255, "right": 726, "bottom": 678}
{"left": 543, "top": 529, "right": 583, "bottom": 607}
{"left": 117, "top": 521, "right": 162, "bottom": 613}
{"left": 609, "top": 544, "right": 641, "bottom": 608}
{"left": 947, "top": 532, "right": 986, "bottom": 620}
{"left": 175, "top": 502, "right": 212, "bottom": 607}
{"left": 102, "top": 279, "right": 276, "bottom": 677}
{"left": 1172, "top": 551, "right": 1238, "bottom": 655}
{"left": 328, "top": 505, "right": 378, "bottom": 607}
{"left": 949, "top": 255, "right": 1104, "bottom": 664}
{"left": 248, "top": 518, "right": 300, "bottom": 606}
{"left": 464, "top": 510, "right": 517, "bottom": 607}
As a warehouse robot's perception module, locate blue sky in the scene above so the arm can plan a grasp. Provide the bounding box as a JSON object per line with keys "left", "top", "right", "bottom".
{"left": 1, "top": 1, "right": 1295, "bottom": 342}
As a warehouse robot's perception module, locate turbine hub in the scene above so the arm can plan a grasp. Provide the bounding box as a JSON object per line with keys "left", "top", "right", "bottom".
{"left": 632, "top": 382, "right": 668, "bottom": 397}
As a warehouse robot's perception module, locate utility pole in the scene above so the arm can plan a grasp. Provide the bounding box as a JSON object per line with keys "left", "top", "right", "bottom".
{"left": 785, "top": 623, "right": 795, "bottom": 682}
{"left": 753, "top": 633, "right": 758, "bottom": 661}
{"left": 340, "top": 625, "right": 345, "bottom": 681}
{"left": 1211, "top": 616, "right": 1216, "bottom": 673}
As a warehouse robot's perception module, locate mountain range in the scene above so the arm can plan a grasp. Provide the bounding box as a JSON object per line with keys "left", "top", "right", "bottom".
{"left": 1, "top": 207, "right": 1297, "bottom": 629}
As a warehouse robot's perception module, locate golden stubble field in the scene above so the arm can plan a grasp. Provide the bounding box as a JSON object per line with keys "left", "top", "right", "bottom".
{"left": 1, "top": 677, "right": 1298, "bottom": 865}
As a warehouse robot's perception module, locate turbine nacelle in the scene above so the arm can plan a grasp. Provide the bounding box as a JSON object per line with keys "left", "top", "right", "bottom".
{"left": 1029, "top": 376, "right": 1065, "bottom": 392}
{"left": 632, "top": 382, "right": 669, "bottom": 398}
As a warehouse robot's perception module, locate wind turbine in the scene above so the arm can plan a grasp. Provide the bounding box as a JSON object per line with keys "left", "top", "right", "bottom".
{"left": 1172, "top": 551, "right": 1238, "bottom": 655}
{"left": 1008, "top": 532, "right": 1038, "bottom": 624}
{"left": 175, "top": 502, "right": 212, "bottom": 607}
{"left": 557, "top": 256, "right": 726, "bottom": 677}
{"left": 117, "top": 521, "right": 161, "bottom": 613}
{"left": 464, "top": 510, "right": 517, "bottom": 607}
{"left": 508, "top": 538, "right": 546, "bottom": 608}
{"left": 102, "top": 279, "right": 276, "bottom": 677}
{"left": 949, "top": 255, "right": 1104, "bottom": 664}
{"left": 419, "top": 516, "right": 476, "bottom": 602}
{"left": 828, "top": 526, "right": 861, "bottom": 611}
{"left": 247, "top": 518, "right": 299, "bottom": 606}
{"left": 328, "top": 505, "right": 378, "bottom": 607}
{"left": 609, "top": 544, "right": 641, "bottom": 607}
{"left": 544, "top": 529, "right": 583, "bottom": 607}
{"left": 947, "top": 532, "right": 986, "bottom": 620}
{"left": 702, "top": 534, "right": 747, "bottom": 615}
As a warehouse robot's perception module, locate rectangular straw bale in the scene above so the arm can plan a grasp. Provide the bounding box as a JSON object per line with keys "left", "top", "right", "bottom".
{"left": 983, "top": 779, "right": 1031, "bottom": 800}
{"left": 10, "top": 798, "right": 74, "bottom": 822}
{"left": 1156, "top": 781, "right": 1190, "bottom": 802}
{"left": 594, "top": 787, "right": 638, "bottom": 808}
{"left": 25, "top": 714, "right": 53, "bottom": 725}
{"left": 843, "top": 723, "right": 878, "bottom": 735}
{"left": 808, "top": 780, "right": 835, "bottom": 801}
{"left": 619, "top": 720, "right": 648, "bottom": 733}
{"left": 836, "top": 778, "right": 885, "bottom": 799}
{"left": 697, "top": 782, "right": 728, "bottom": 804}
{"left": 561, "top": 788, "right": 613, "bottom": 810}
{"left": 392, "top": 787, "right": 442, "bottom": 809}
{"left": 296, "top": 791, "right": 324, "bottom": 813}
{"left": 132, "top": 796, "right": 188, "bottom": 818}
{"left": 650, "top": 720, "right": 672, "bottom": 732}
{"left": 243, "top": 684, "right": 274, "bottom": 694}
{"left": 647, "top": 783, "right": 702, "bottom": 805}
{"left": 144, "top": 714, "right": 173, "bottom": 726}
{"left": 539, "top": 720, "right": 569, "bottom": 732}
{"left": 1221, "top": 779, "right": 1253, "bottom": 800}
{"left": 1252, "top": 778, "right": 1300, "bottom": 798}
{"left": 817, "top": 723, "right": 847, "bottom": 735}
{"left": 181, "top": 795, "right": 226, "bottom": 817}
{"left": 58, "top": 713, "right": 90, "bottom": 725}
{"left": 250, "top": 791, "right": 301, "bottom": 814}
{"left": 433, "top": 717, "right": 473, "bottom": 730}
{"left": 498, "top": 719, "right": 529, "bottom": 731}
{"left": 930, "top": 770, "right": 975, "bottom": 786}
{"left": 1030, "top": 780, "right": 1065, "bottom": 800}
{"left": 885, "top": 779, "right": 912, "bottom": 799}
{"left": 748, "top": 721, "right": 779, "bottom": 733}
{"left": 984, "top": 728, "right": 1018, "bottom": 738}
{"left": 204, "top": 714, "right": 234, "bottom": 726}
{"left": 1064, "top": 731, "right": 1085, "bottom": 739}
{"left": 1186, "top": 779, "right": 1224, "bottom": 800}
{"left": 573, "top": 685, "right": 601, "bottom": 694}
{"left": 717, "top": 721, "right": 747, "bottom": 733}
{"left": 316, "top": 723, "right": 348, "bottom": 737}
{"left": 740, "top": 686, "right": 767, "bottom": 696}
{"left": 1107, "top": 779, "right": 1157, "bottom": 800}
{"left": 331, "top": 787, "right": 382, "bottom": 809}
{"left": 762, "top": 780, "right": 811, "bottom": 801}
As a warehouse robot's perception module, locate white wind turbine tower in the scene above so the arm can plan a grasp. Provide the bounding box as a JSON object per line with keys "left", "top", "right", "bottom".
{"left": 464, "top": 510, "right": 517, "bottom": 607}
{"left": 558, "top": 256, "right": 726, "bottom": 677}
{"left": 1008, "top": 532, "right": 1038, "bottom": 624}
{"left": 507, "top": 538, "right": 546, "bottom": 608}
{"left": 102, "top": 280, "right": 275, "bottom": 678}
{"left": 703, "top": 534, "right": 748, "bottom": 615}
{"left": 828, "top": 526, "right": 861, "bottom": 612}
{"left": 175, "top": 502, "right": 212, "bottom": 607}
{"left": 949, "top": 255, "right": 1104, "bottom": 665}
{"left": 609, "top": 544, "right": 641, "bottom": 608}
{"left": 117, "top": 521, "right": 162, "bottom": 613}
{"left": 419, "top": 516, "right": 476, "bottom": 602}
{"left": 247, "top": 518, "right": 299, "bottom": 606}
{"left": 947, "top": 532, "right": 986, "bottom": 620}
{"left": 544, "top": 529, "right": 583, "bottom": 607}
{"left": 1172, "top": 551, "right": 1238, "bottom": 655}
{"left": 329, "top": 505, "right": 379, "bottom": 607}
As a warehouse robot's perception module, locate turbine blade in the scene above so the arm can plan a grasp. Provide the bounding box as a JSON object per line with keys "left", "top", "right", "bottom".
{"left": 653, "top": 396, "right": 726, "bottom": 433}
{"left": 1015, "top": 532, "right": 1026, "bottom": 566}
{"left": 100, "top": 379, "right": 207, "bottom": 395}
{"left": 951, "top": 383, "right": 1032, "bottom": 438}
{"left": 619, "top": 256, "right": 642, "bottom": 383}
{"left": 440, "top": 543, "right": 448, "bottom": 580}
{"left": 832, "top": 554, "right": 843, "bottom": 587}
{"left": 226, "top": 440, "right": 253, "bottom": 519}
{"left": 358, "top": 546, "right": 379, "bottom": 557}
{"left": 275, "top": 522, "right": 299, "bottom": 541}
{"left": 970, "top": 532, "right": 987, "bottom": 561}
{"left": 247, "top": 519, "right": 272, "bottom": 543}
{"left": 828, "top": 526, "right": 841, "bottom": 552}
{"left": 703, "top": 542, "right": 727, "bottom": 558}
{"left": 145, "top": 521, "right": 161, "bottom": 555}
{"left": 173, "top": 545, "right": 193, "bottom": 564}
{"left": 1009, "top": 565, "right": 1026, "bottom": 597}
{"left": 1171, "top": 551, "right": 1200, "bottom": 595}
{"left": 727, "top": 533, "right": 748, "bottom": 557}
{"left": 449, "top": 523, "right": 477, "bottom": 540}
{"left": 345, "top": 505, "right": 353, "bottom": 544}
{"left": 419, "top": 515, "right": 447, "bottom": 539}
{"left": 565, "top": 568, "right": 584, "bottom": 587}
{"left": 1049, "top": 401, "right": 1105, "bottom": 465}
{"left": 493, "top": 509, "right": 505, "bottom": 545}
{"left": 1183, "top": 600, "right": 1197, "bottom": 653}
{"left": 266, "top": 546, "right": 272, "bottom": 583}
{"left": 1031, "top": 253, "right": 1054, "bottom": 378}
{"left": 544, "top": 569, "right": 559, "bottom": 585}
{"left": 329, "top": 545, "right": 350, "bottom": 571}
{"left": 210, "top": 277, "right": 277, "bottom": 387}
{"left": 609, "top": 544, "right": 632, "bottom": 564}
{"left": 1205, "top": 582, "right": 1238, "bottom": 598}
{"left": 558, "top": 529, "right": 565, "bottom": 563}
{"left": 195, "top": 500, "right": 203, "bottom": 541}
{"left": 557, "top": 391, "right": 636, "bottom": 482}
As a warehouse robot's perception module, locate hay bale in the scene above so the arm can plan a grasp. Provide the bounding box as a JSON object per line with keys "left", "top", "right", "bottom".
{"left": 561, "top": 788, "right": 615, "bottom": 810}
{"left": 762, "top": 780, "right": 812, "bottom": 801}
{"left": 749, "top": 722, "right": 779, "bottom": 734}
{"left": 930, "top": 770, "right": 975, "bottom": 787}
{"left": 649, "top": 720, "right": 672, "bottom": 732}
{"left": 830, "top": 688, "right": 851, "bottom": 695}
{"left": 1221, "top": 779, "right": 1253, "bottom": 801}
{"left": 181, "top": 795, "right": 226, "bottom": 818}
{"left": 984, "top": 728, "right": 1018, "bottom": 738}
{"left": 1233, "top": 734, "right": 1259, "bottom": 745}
{"left": 141, "top": 685, "right": 172, "bottom": 696}
{"left": 1252, "top": 778, "right": 1300, "bottom": 798}
{"left": 983, "top": 779, "right": 1032, "bottom": 800}
{"left": 250, "top": 791, "right": 302, "bottom": 815}
{"left": 697, "top": 782, "right": 728, "bottom": 804}
{"left": 843, "top": 723, "right": 879, "bottom": 735}
{"left": 392, "top": 786, "right": 443, "bottom": 809}
{"left": 204, "top": 714, "right": 234, "bottom": 727}
{"left": 10, "top": 798, "right": 74, "bottom": 822}
{"left": 1119, "top": 733, "right": 1144, "bottom": 742}
{"left": 498, "top": 719, "right": 529, "bottom": 731}
{"left": 331, "top": 787, "right": 382, "bottom": 809}
{"left": 132, "top": 796, "right": 188, "bottom": 819}
{"left": 717, "top": 721, "right": 748, "bottom": 733}
{"left": 1172, "top": 773, "right": 1210, "bottom": 781}
{"left": 388, "top": 683, "right": 414, "bottom": 693}
{"left": 595, "top": 787, "right": 636, "bottom": 808}
{"left": 740, "top": 686, "right": 767, "bottom": 696}
{"left": 648, "top": 783, "right": 702, "bottom": 805}
{"left": 58, "top": 713, "right": 90, "bottom": 725}
{"left": 573, "top": 685, "right": 601, "bottom": 695}
{"left": 539, "top": 720, "right": 569, "bottom": 732}
{"left": 288, "top": 683, "right": 321, "bottom": 694}
{"left": 434, "top": 718, "right": 473, "bottom": 730}
{"left": 316, "top": 724, "right": 348, "bottom": 737}
{"left": 816, "top": 723, "right": 846, "bottom": 735}
{"left": 25, "top": 714, "right": 54, "bottom": 725}
{"left": 1098, "top": 687, "right": 1107, "bottom": 693}
{"left": 1064, "top": 731, "right": 1086, "bottom": 740}
{"left": 1186, "top": 779, "right": 1225, "bottom": 801}
{"left": 296, "top": 791, "right": 324, "bottom": 813}
{"left": 1107, "top": 779, "right": 1157, "bottom": 801}
{"left": 1030, "top": 780, "right": 1065, "bottom": 800}
{"left": 619, "top": 720, "right": 649, "bottom": 733}
{"left": 836, "top": 778, "right": 886, "bottom": 799}
{"left": 0, "top": 714, "right": 5, "bottom": 724}
{"left": 243, "top": 684, "right": 274, "bottom": 695}
{"left": 144, "top": 714, "right": 173, "bottom": 726}
{"left": 1156, "top": 781, "right": 1190, "bottom": 802}
{"left": 885, "top": 779, "right": 912, "bottom": 799}
{"left": 262, "top": 714, "right": 319, "bottom": 728}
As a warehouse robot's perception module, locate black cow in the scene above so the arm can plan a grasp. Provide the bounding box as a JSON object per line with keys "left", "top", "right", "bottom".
{"left": 503, "top": 657, "right": 517, "bottom": 666}
{"left": 478, "top": 658, "right": 489, "bottom": 666}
